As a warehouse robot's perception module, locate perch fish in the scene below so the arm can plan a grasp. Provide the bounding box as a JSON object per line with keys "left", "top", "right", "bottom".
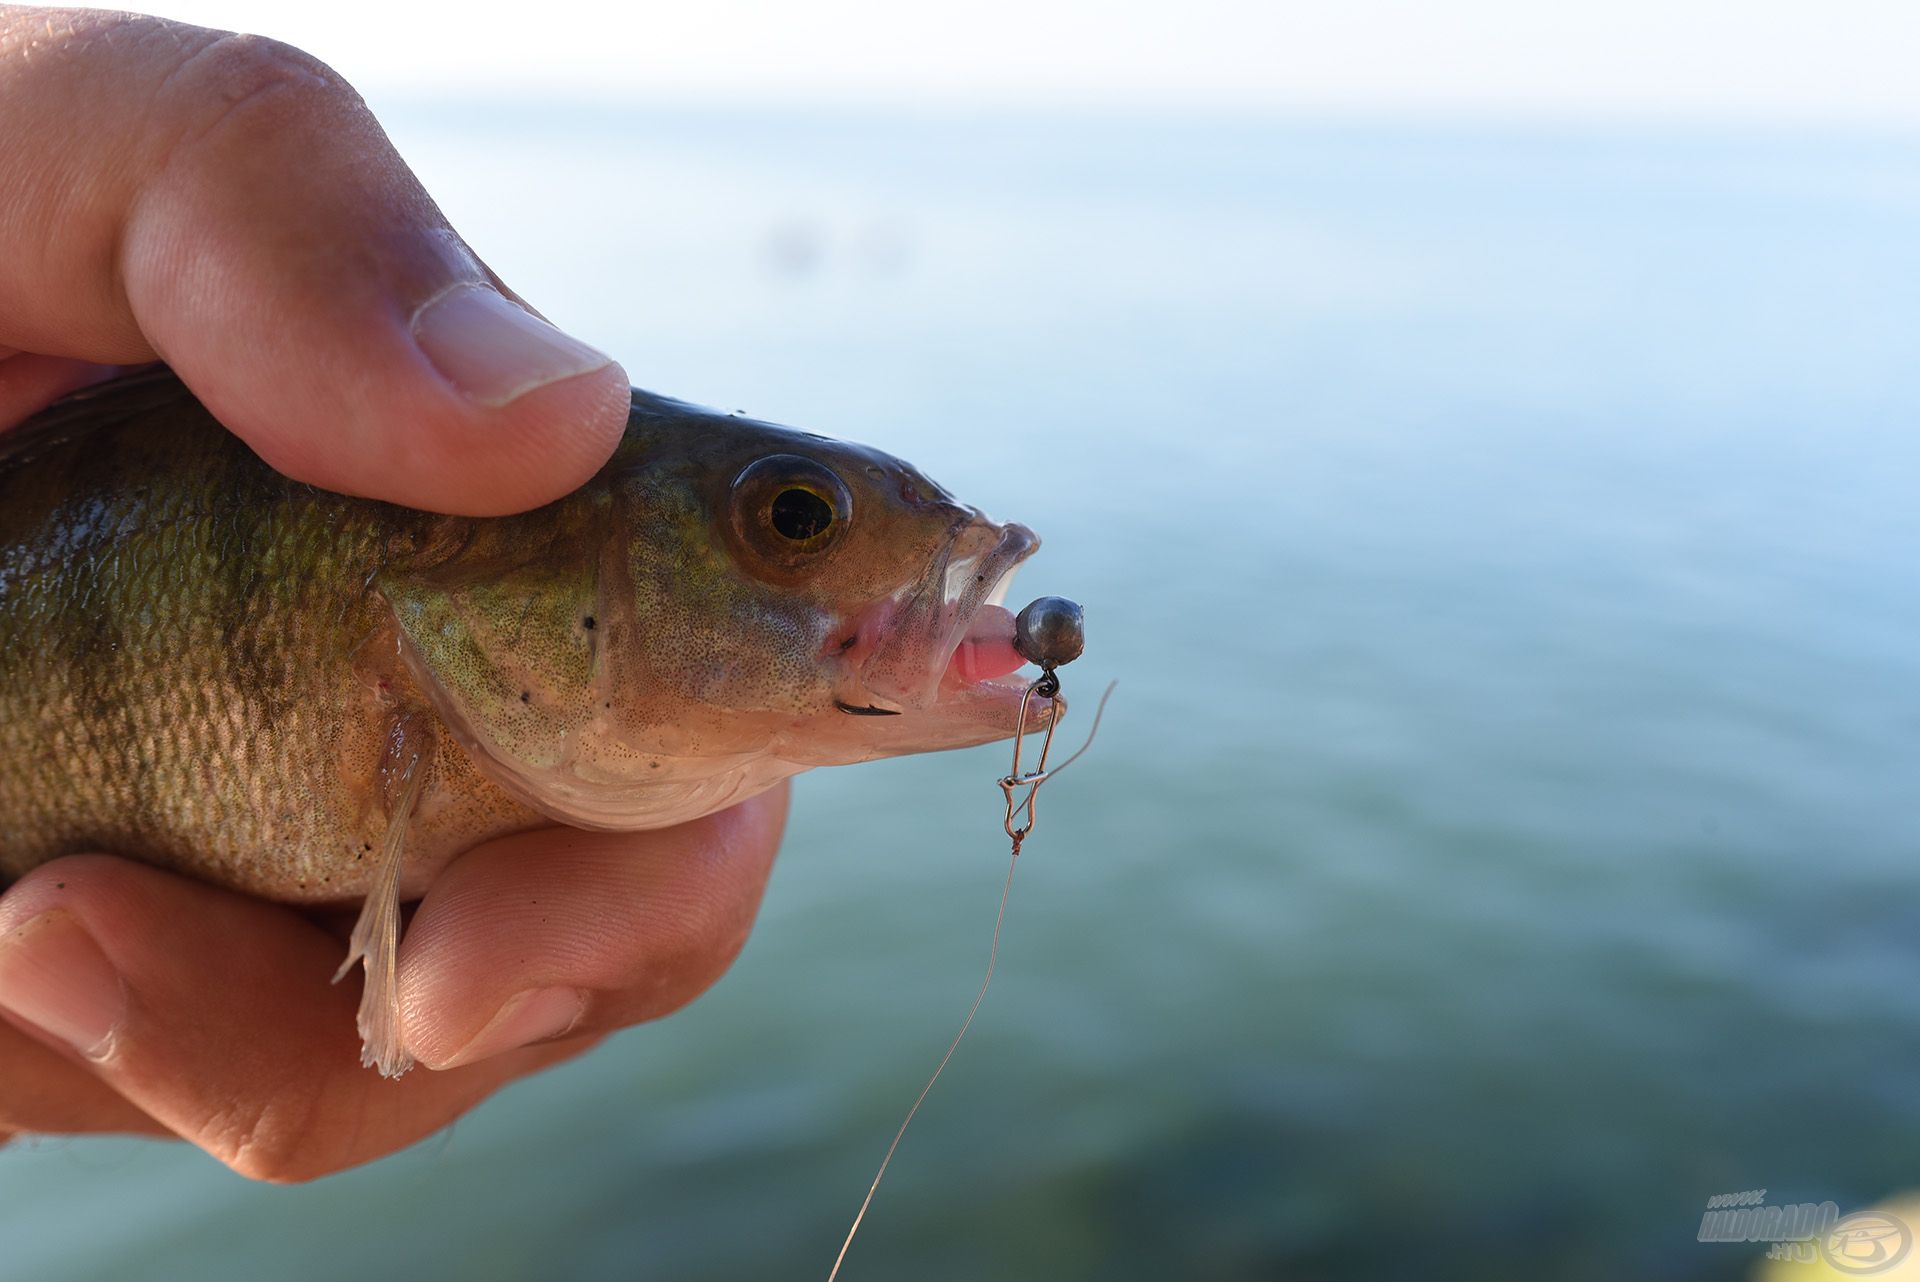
{"left": 0, "top": 367, "right": 1054, "bottom": 1074}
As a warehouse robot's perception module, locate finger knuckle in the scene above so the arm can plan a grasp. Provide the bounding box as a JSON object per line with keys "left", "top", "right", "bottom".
{"left": 199, "top": 1084, "right": 334, "bottom": 1184}
{"left": 153, "top": 30, "right": 363, "bottom": 149}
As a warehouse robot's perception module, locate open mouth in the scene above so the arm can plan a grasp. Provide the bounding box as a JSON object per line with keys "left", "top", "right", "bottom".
{"left": 836, "top": 518, "right": 1048, "bottom": 719}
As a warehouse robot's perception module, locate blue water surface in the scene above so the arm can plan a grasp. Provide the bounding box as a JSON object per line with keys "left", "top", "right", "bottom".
{"left": 2, "top": 106, "right": 1918, "bottom": 1281}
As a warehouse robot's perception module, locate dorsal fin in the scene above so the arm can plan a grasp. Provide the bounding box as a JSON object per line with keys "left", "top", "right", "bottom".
{"left": 0, "top": 365, "right": 202, "bottom": 471}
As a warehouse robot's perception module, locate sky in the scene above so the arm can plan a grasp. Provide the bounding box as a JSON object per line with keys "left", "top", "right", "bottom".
{"left": 100, "top": 1, "right": 1920, "bottom": 128}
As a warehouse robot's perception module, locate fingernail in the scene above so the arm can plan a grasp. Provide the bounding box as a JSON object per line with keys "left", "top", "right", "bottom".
{"left": 411, "top": 284, "right": 613, "bottom": 409}
{"left": 0, "top": 911, "right": 124, "bottom": 1061}
{"left": 433, "top": 986, "right": 586, "bottom": 1069}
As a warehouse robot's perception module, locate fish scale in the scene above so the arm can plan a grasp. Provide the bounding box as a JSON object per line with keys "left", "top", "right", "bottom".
{"left": 0, "top": 365, "right": 1052, "bottom": 1072}
{"left": 0, "top": 369, "right": 531, "bottom": 903}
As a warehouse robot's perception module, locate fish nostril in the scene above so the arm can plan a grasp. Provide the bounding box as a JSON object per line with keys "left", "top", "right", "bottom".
{"left": 898, "top": 477, "right": 963, "bottom": 511}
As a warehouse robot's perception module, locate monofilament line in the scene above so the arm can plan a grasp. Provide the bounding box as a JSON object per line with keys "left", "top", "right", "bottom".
{"left": 826, "top": 845, "right": 1021, "bottom": 1282}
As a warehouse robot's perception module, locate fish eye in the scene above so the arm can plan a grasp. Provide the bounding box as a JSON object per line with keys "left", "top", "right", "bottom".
{"left": 729, "top": 454, "right": 852, "bottom": 576}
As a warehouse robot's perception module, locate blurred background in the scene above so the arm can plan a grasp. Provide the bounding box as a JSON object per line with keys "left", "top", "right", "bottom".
{"left": 5, "top": 2, "right": 1920, "bottom": 1279}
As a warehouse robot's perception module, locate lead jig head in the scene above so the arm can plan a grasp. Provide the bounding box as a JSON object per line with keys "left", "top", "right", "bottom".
{"left": 1012, "top": 595, "right": 1084, "bottom": 670}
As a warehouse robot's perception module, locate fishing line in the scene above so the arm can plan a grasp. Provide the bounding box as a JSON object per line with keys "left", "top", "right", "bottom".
{"left": 827, "top": 641, "right": 1115, "bottom": 1281}
{"left": 826, "top": 843, "right": 1020, "bottom": 1282}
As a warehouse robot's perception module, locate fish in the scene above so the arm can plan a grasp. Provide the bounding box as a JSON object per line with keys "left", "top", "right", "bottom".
{"left": 0, "top": 366, "right": 1055, "bottom": 1074}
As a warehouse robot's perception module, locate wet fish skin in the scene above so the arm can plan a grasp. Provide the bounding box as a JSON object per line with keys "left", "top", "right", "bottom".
{"left": 0, "top": 367, "right": 1044, "bottom": 907}
{"left": 0, "top": 369, "right": 531, "bottom": 901}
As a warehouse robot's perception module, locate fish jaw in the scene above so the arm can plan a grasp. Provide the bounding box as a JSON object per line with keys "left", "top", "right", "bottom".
{"left": 832, "top": 518, "right": 1040, "bottom": 714}
{"left": 795, "top": 666, "right": 1063, "bottom": 764}
{"left": 776, "top": 521, "right": 1060, "bottom": 766}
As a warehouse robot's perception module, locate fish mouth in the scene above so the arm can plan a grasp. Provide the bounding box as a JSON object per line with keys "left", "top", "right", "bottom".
{"left": 838, "top": 515, "right": 1046, "bottom": 722}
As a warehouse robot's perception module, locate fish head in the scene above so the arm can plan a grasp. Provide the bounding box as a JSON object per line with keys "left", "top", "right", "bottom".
{"left": 381, "top": 392, "right": 1056, "bottom": 829}
{"left": 619, "top": 394, "right": 1055, "bottom": 764}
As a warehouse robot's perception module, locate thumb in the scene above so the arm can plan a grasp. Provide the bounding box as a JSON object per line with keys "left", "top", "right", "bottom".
{"left": 0, "top": 11, "right": 628, "bottom": 516}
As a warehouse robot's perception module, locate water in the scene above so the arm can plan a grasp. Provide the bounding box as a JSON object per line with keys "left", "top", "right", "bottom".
{"left": 4, "top": 106, "right": 1919, "bottom": 1281}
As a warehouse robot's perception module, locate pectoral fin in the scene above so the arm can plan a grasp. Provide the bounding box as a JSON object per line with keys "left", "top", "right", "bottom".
{"left": 332, "top": 712, "right": 434, "bottom": 1078}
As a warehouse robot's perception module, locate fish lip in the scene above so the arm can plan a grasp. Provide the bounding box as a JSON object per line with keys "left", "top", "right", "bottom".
{"left": 936, "top": 666, "right": 1063, "bottom": 720}
{"left": 928, "top": 522, "right": 1038, "bottom": 679}
{"left": 846, "top": 517, "right": 1040, "bottom": 711}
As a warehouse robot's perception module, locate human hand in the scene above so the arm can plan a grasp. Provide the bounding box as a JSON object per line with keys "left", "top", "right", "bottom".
{"left": 0, "top": 6, "right": 790, "bottom": 1180}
